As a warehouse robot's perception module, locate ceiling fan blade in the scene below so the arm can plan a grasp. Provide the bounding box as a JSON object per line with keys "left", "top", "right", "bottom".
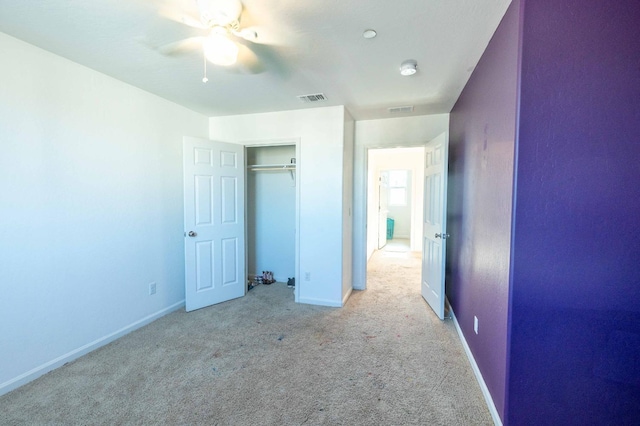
{"left": 144, "top": 12, "right": 209, "bottom": 56}
{"left": 157, "top": 37, "right": 204, "bottom": 57}
{"left": 156, "top": 0, "right": 205, "bottom": 29}
{"left": 238, "top": 41, "right": 290, "bottom": 78}
{"left": 236, "top": 25, "right": 297, "bottom": 47}
{"left": 235, "top": 3, "right": 301, "bottom": 47}
{"left": 232, "top": 28, "right": 258, "bottom": 42}
{"left": 180, "top": 14, "right": 208, "bottom": 30}
{"left": 225, "top": 43, "right": 265, "bottom": 74}
{"left": 236, "top": 4, "right": 260, "bottom": 28}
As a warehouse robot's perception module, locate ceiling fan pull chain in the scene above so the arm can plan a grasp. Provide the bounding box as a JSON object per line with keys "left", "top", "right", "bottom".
{"left": 202, "top": 52, "right": 209, "bottom": 83}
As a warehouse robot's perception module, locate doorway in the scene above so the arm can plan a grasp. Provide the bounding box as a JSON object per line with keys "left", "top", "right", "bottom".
{"left": 366, "top": 147, "right": 425, "bottom": 289}
{"left": 246, "top": 144, "right": 298, "bottom": 296}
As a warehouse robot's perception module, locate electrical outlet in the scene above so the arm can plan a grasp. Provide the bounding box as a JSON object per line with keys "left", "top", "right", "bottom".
{"left": 474, "top": 316, "right": 479, "bottom": 334}
{"left": 304, "top": 272, "right": 311, "bottom": 281}
{"left": 149, "top": 282, "right": 157, "bottom": 295}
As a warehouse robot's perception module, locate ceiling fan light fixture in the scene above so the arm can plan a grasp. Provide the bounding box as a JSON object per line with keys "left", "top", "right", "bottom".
{"left": 197, "top": 0, "right": 242, "bottom": 27}
{"left": 400, "top": 59, "right": 418, "bottom": 76}
{"left": 203, "top": 32, "right": 238, "bottom": 66}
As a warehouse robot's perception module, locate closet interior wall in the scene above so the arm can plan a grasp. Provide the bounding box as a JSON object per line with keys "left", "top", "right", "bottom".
{"left": 246, "top": 145, "right": 296, "bottom": 283}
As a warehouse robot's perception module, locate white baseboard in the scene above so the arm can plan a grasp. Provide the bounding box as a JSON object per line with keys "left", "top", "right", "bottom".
{"left": 297, "top": 296, "right": 342, "bottom": 307}
{"left": 0, "top": 300, "right": 185, "bottom": 397}
{"left": 450, "top": 306, "right": 503, "bottom": 426}
{"left": 342, "top": 287, "right": 353, "bottom": 306}
{"left": 392, "top": 234, "right": 410, "bottom": 239}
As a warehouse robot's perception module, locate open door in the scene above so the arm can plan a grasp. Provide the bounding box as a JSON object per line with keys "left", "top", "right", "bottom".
{"left": 183, "top": 136, "right": 245, "bottom": 312}
{"left": 421, "top": 132, "right": 449, "bottom": 320}
{"left": 377, "top": 171, "right": 389, "bottom": 249}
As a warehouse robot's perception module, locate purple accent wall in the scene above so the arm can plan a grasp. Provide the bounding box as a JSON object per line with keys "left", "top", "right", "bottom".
{"left": 448, "top": 0, "right": 522, "bottom": 419}
{"left": 509, "top": 0, "right": 640, "bottom": 423}
{"left": 449, "top": 0, "right": 640, "bottom": 424}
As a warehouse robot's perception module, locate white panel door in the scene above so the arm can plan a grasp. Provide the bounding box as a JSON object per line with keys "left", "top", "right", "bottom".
{"left": 378, "top": 171, "right": 389, "bottom": 249}
{"left": 184, "top": 136, "right": 245, "bottom": 312}
{"left": 421, "top": 133, "right": 449, "bottom": 320}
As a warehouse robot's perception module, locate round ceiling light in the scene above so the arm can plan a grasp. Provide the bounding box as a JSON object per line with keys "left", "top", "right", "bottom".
{"left": 400, "top": 59, "right": 418, "bottom": 76}
{"left": 363, "top": 29, "right": 377, "bottom": 39}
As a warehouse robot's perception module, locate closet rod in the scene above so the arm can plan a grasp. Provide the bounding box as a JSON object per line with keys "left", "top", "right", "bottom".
{"left": 248, "top": 164, "right": 296, "bottom": 172}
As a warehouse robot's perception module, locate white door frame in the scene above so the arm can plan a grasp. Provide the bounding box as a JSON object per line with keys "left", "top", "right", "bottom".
{"left": 359, "top": 141, "right": 445, "bottom": 293}
{"left": 377, "top": 170, "right": 389, "bottom": 249}
{"left": 242, "top": 138, "right": 301, "bottom": 302}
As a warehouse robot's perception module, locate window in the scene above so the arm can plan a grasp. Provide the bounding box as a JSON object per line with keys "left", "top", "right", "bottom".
{"left": 388, "top": 170, "right": 408, "bottom": 206}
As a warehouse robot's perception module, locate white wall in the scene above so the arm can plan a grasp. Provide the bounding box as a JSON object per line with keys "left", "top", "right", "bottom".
{"left": 0, "top": 33, "right": 209, "bottom": 395}
{"left": 353, "top": 114, "right": 450, "bottom": 290}
{"left": 209, "top": 106, "right": 349, "bottom": 307}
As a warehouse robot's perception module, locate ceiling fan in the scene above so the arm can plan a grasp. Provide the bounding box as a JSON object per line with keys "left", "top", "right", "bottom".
{"left": 153, "top": 0, "right": 278, "bottom": 78}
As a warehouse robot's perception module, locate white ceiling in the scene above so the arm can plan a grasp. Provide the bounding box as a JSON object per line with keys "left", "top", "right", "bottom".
{"left": 0, "top": 0, "right": 511, "bottom": 120}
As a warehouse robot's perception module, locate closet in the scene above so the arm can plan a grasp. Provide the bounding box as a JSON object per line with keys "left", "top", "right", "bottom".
{"left": 246, "top": 144, "right": 297, "bottom": 287}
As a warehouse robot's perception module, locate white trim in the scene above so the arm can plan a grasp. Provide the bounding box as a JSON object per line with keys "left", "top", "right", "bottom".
{"left": 240, "top": 137, "right": 299, "bottom": 148}
{"left": 391, "top": 233, "right": 411, "bottom": 239}
{"left": 298, "top": 297, "right": 342, "bottom": 307}
{"left": 450, "top": 306, "right": 503, "bottom": 426}
{"left": 353, "top": 117, "right": 450, "bottom": 292}
{"left": 0, "top": 301, "right": 185, "bottom": 397}
{"left": 294, "top": 140, "right": 301, "bottom": 304}
{"left": 342, "top": 287, "right": 353, "bottom": 306}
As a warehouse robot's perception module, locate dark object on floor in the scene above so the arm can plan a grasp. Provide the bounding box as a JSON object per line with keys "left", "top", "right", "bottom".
{"left": 262, "top": 271, "right": 275, "bottom": 285}
{"left": 287, "top": 277, "right": 295, "bottom": 288}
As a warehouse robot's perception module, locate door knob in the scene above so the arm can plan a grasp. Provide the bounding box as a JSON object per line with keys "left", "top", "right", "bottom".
{"left": 188, "top": 231, "right": 197, "bottom": 237}
{"left": 435, "top": 232, "right": 450, "bottom": 239}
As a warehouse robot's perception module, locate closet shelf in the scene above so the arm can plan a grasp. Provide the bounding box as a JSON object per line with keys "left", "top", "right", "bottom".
{"left": 248, "top": 164, "right": 296, "bottom": 172}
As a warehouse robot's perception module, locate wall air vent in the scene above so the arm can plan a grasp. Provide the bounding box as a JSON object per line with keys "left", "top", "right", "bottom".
{"left": 388, "top": 105, "right": 414, "bottom": 114}
{"left": 297, "top": 93, "right": 327, "bottom": 103}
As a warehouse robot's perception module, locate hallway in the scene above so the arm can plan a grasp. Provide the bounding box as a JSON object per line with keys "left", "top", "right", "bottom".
{"left": 368, "top": 238, "right": 422, "bottom": 293}
{"left": 360, "top": 239, "right": 490, "bottom": 423}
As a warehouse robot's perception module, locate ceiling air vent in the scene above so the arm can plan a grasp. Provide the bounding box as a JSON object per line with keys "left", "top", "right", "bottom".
{"left": 297, "top": 93, "right": 327, "bottom": 103}
{"left": 388, "top": 105, "right": 414, "bottom": 114}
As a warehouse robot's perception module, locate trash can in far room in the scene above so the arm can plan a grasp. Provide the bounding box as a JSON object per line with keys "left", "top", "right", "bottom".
{"left": 386, "top": 218, "right": 395, "bottom": 239}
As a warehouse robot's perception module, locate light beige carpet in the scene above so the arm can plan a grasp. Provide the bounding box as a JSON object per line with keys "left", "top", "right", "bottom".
{"left": 0, "top": 249, "right": 491, "bottom": 425}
